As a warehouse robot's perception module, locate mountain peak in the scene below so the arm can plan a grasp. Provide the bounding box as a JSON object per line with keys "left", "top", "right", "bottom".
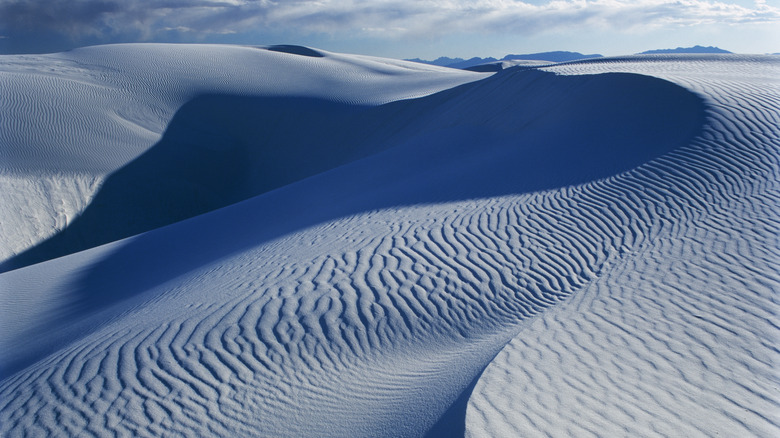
{"left": 406, "top": 51, "right": 602, "bottom": 69}
{"left": 639, "top": 45, "right": 731, "bottom": 54}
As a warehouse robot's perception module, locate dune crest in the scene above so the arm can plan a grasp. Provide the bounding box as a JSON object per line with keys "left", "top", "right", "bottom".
{"left": 466, "top": 55, "right": 780, "bottom": 438}
{"left": 0, "top": 49, "right": 777, "bottom": 437}
{"left": 0, "top": 43, "right": 485, "bottom": 264}
{"left": 2, "top": 68, "right": 703, "bottom": 273}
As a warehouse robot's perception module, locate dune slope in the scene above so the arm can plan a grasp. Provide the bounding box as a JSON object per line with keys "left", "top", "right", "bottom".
{"left": 466, "top": 55, "right": 780, "bottom": 437}
{"left": 0, "top": 49, "right": 777, "bottom": 437}
{"left": 3, "top": 66, "right": 703, "bottom": 272}
{"left": 0, "top": 44, "right": 485, "bottom": 266}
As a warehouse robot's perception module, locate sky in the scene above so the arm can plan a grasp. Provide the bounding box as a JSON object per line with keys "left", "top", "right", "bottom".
{"left": 0, "top": 0, "right": 778, "bottom": 59}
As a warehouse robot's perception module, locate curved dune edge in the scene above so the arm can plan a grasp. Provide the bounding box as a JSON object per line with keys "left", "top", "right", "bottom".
{"left": 465, "top": 55, "right": 780, "bottom": 437}
{"left": 2, "top": 66, "right": 703, "bottom": 273}
{"left": 0, "top": 60, "right": 705, "bottom": 373}
{"left": 0, "top": 44, "right": 486, "bottom": 265}
{"left": 0, "top": 51, "right": 775, "bottom": 437}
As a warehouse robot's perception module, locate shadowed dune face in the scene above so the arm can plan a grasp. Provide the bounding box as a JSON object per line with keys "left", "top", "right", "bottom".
{"left": 265, "top": 45, "right": 325, "bottom": 57}
{"left": 1, "top": 69, "right": 705, "bottom": 292}
{"left": 3, "top": 54, "right": 774, "bottom": 438}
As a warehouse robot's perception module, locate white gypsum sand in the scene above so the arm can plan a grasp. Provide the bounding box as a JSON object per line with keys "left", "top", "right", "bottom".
{"left": 0, "top": 47, "right": 777, "bottom": 437}
{"left": 0, "top": 44, "right": 486, "bottom": 266}
{"left": 466, "top": 55, "right": 780, "bottom": 438}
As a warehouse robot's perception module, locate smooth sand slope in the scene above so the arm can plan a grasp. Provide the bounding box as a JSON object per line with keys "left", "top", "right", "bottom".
{"left": 0, "top": 44, "right": 485, "bottom": 268}
{"left": 0, "top": 47, "right": 778, "bottom": 437}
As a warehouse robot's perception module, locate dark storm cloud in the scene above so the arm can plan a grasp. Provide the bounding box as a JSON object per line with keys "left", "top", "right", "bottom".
{"left": 1, "top": 0, "right": 120, "bottom": 32}
{"left": 0, "top": 0, "right": 249, "bottom": 52}
{"left": 0, "top": 1, "right": 239, "bottom": 35}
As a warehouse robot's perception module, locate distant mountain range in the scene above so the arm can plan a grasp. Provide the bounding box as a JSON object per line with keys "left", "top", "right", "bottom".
{"left": 639, "top": 45, "right": 731, "bottom": 54}
{"left": 408, "top": 46, "right": 733, "bottom": 70}
{"left": 406, "top": 51, "right": 603, "bottom": 69}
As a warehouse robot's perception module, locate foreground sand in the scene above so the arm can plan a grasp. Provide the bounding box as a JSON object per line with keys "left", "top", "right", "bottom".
{"left": 1, "top": 46, "right": 777, "bottom": 436}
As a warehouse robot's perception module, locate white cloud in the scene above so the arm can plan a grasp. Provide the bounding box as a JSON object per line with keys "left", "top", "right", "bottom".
{"left": 1, "top": 0, "right": 778, "bottom": 48}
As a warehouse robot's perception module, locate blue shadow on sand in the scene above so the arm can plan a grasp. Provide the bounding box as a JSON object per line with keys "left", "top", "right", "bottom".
{"left": 1, "top": 69, "right": 706, "bottom": 420}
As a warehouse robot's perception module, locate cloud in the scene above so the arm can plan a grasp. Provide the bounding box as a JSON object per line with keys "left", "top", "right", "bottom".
{"left": 1, "top": 0, "right": 778, "bottom": 52}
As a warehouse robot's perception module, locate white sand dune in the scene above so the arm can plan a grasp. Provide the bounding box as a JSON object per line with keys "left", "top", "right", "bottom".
{"left": 466, "top": 55, "right": 780, "bottom": 437}
{"left": 0, "top": 44, "right": 485, "bottom": 266}
{"left": 0, "top": 47, "right": 777, "bottom": 437}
